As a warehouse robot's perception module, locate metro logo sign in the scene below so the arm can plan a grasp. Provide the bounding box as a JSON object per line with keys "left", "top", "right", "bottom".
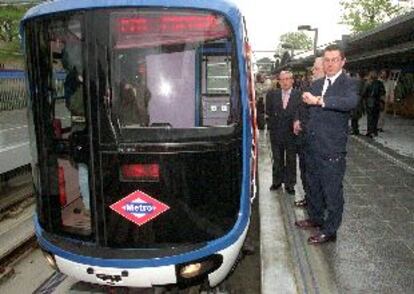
{"left": 110, "top": 190, "right": 170, "bottom": 226}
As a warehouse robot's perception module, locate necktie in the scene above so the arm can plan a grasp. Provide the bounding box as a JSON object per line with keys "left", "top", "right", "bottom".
{"left": 282, "top": 91, "right": 289, "bottom": 109}
{"left": 326, "top": 78, "right": 332, "bottom": 92}
{"left": 322, "top": 78, "right": 332, "bottom": 97}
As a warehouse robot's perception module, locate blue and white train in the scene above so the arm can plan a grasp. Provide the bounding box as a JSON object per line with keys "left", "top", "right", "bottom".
{"left": 21, "top": 0, "right": 258, "bottom": 289}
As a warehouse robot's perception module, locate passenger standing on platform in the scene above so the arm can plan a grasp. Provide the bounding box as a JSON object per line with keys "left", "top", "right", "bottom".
{"left": 255, "top": 73, "right": 271, "bottom": 130}
{"left": 256, "top": 73, "right": 271, "bottom": 99}
{"left": 293, "top": 57, "right": 325, "bottom": 208}
{"left": 266, "top": 71, "right": 301, "bottom": 195}
{"left": 378, "top": 69, "right": 394, "bottom": 132}
{"left": 311, "top": 57, "right": 325, "bottom": 80}
{"left": 350, "top": 72, "right": 368, "bottom": 135}
{"left": 294, "top": 45, "right": 358, "bottom": 245}
{"left": 270, "top": 73, "right": 280, "bottom": 90}
{"left": 364, "top": 70, "right": 385, "bottom": 138}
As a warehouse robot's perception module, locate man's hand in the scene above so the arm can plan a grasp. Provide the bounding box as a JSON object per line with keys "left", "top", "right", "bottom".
{"left": 293, "top": 120, "right": 302, "bottom": 135}
{"left": 303, "top": 92, "right": 323, "bottom": 106}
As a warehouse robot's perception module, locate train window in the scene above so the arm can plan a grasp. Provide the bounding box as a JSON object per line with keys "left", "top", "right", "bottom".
{"left": 108, "top": 10, "right": 240, "bottom": 135}
{"left": 205, "top": 56, "right": 232, "bottom": 95}
{"left": 26, "top": 16, "right": 92, "bottom": 238}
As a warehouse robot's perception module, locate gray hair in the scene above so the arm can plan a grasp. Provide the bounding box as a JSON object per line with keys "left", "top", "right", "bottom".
{"left": 312, "top": 57, "right": 325, "bottom": 81}
{"left": 279, "top": 70, "right": 293, "bottom": 79}
{"left": 314, "top": 57, "right": 324, "bottom": 67}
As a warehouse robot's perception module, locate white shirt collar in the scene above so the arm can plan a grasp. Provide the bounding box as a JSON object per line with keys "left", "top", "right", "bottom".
{"left": 325, "top": 70, "right": 342, "bottom": 85}
{"left": 322, "top": 70, "right": 342, "bottom": 96}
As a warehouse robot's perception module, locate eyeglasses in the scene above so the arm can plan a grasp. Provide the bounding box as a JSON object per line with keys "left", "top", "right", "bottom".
{"left": 323, "top": 57, "right": 342, "bottom": 64}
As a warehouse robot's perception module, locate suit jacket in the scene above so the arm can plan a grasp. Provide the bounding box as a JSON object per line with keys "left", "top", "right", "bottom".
{"left": 305, "top": 72, "right": 358, "bottom": 156}
{"left": 266, "top": 88, "right": 302, "bottom": 144}
{"left": 295, "top": 84, "right": 312, "bottom": 146}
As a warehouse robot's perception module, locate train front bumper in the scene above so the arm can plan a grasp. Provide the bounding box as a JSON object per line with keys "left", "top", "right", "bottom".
{"left": 50, "top": 225, "right": 248, "bottom": 288}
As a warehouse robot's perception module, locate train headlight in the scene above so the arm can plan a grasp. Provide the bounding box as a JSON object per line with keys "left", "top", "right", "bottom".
{"left": 177, "top": 255, "right": 223, "bottom": 280}
{"left": 180, "top": 262, "right": 203, "bottom": 279}
{"left": 41, "top": 250, "right": 59, "bottom": 271}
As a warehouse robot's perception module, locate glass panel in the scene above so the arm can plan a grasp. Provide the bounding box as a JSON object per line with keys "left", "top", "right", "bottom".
{"left": 206, "top": 56, "right": 231, "bottom": 95}
{"left": 29, "top": 16, "right": 92, "bottom": 237}
{"left": 108, "top": 10, "right": 240, "bottom": 134}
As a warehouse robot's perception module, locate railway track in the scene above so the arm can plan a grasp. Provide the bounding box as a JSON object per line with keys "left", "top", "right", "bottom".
{"left": 0, "top": 168, "right": 37, "bottom": 284}
{"left": 0, "top": 235, "right": 37, "bottom": 283}
{"left": 0, "top": 165, "right": 33, "bottom": 216}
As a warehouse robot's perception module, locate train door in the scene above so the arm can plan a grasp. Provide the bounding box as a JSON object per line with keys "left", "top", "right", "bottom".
{"left": 26, "top": 14, "right": 93, "bottom": 237}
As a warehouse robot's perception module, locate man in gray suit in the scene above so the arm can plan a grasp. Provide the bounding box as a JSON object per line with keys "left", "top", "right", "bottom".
{"left": 266, "top": 71, "right": 302, "bottom": 195}
{"left": 295, "top": 45, "right": 358, "bottom": 245}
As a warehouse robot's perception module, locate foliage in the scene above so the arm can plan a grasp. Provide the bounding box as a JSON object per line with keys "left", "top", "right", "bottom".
{"left": 274, "top": 31, "right": 312, "bottom": 67}
{"left": 395, "top": 73, "right": 414, "bottom": 102}
{"left": 0, "top": 5, "right": 31, "bottom": 42}
{"left": 340, "top": 0, "right": 405, "bottom": 33}
{"left": 0, "top": 4, "right": 33, "bottom": 66}
{"left": 279, "top": 32, "right": 313, "bottom": 51}
{"left": 0, "top": 40, "right": 23, "bottom": 65}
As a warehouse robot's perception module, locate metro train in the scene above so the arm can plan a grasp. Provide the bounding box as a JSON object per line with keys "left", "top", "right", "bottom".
{"left": 20, "top": 0, "right": 258, "bottom": 290}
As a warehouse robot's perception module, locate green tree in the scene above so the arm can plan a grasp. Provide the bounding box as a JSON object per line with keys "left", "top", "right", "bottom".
{"left": 0, "top": 4, "right": 34, "bottom": 65}
{"left": 275, "top": 32, "right": 313, "bottom": 65}
{"left": 0, "top": 5, "right": 30, "bottom": 42}
{"left": 395, "top": 73, "right": 414, "bottom": 102}
{"left": 274, "top": 31, "right": 312, "bottom": 66}
{"left": 279, "top": 32, "right": 313, "bottom": 51}
{"left": 340, "top": 0, "right": 405, "bottom": 33}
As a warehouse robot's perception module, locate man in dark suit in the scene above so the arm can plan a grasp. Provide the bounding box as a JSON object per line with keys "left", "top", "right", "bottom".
{"left": 294, "top": 45, "right": 358, "bottom": 245}
{"left": 293, "top": 57, "right": 325, "bottom": 208}
{"left": 266, "top": 71, "right": 301, "bottom": 195}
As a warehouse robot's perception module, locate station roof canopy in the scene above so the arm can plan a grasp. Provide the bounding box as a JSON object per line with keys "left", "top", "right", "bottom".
{"left": 345, "top": 10, "right": 414, "bottom": 71}
{"left": 277, "top": 10, "right": 414, "bottom": 73}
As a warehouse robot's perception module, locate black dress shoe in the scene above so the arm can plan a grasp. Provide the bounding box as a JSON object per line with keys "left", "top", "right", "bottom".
{"left": 307, "top": 233, "right": 337, "bottom": 245}
{"left": 269, "top": 183, "right": 281, "bottom": 191}
{"left": 294, "top": 219, "right": 321, "bottom": 229}
{"left": 294, "top": 199, "right": 307, "bottom": 207}
{"left": 285, "top": 187, "right": 295, "bottom": 195}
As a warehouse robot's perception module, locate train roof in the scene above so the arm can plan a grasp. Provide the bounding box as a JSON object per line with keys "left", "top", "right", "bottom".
{"left": 21, "top": 0, "right": 243, "bottom": 27}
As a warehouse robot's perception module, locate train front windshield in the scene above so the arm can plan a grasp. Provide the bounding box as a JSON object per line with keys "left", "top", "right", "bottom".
{"left": 25, "top": 9, "right": 242, "bottom": 249}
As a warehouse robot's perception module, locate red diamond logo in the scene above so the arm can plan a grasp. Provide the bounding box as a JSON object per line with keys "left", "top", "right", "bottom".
{"left": 109, "top": 190, "right": 170, "bottom": 226}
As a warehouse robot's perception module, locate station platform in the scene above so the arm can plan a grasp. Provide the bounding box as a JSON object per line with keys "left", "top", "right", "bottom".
{"left": 0, "top": 109, "right": 30, "bottom": 175}
{"left": 354, "top": 113, "right": 414, "bottom": 171}
{"left": 260, "top": 113, "right": 414, "bottom": 293}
